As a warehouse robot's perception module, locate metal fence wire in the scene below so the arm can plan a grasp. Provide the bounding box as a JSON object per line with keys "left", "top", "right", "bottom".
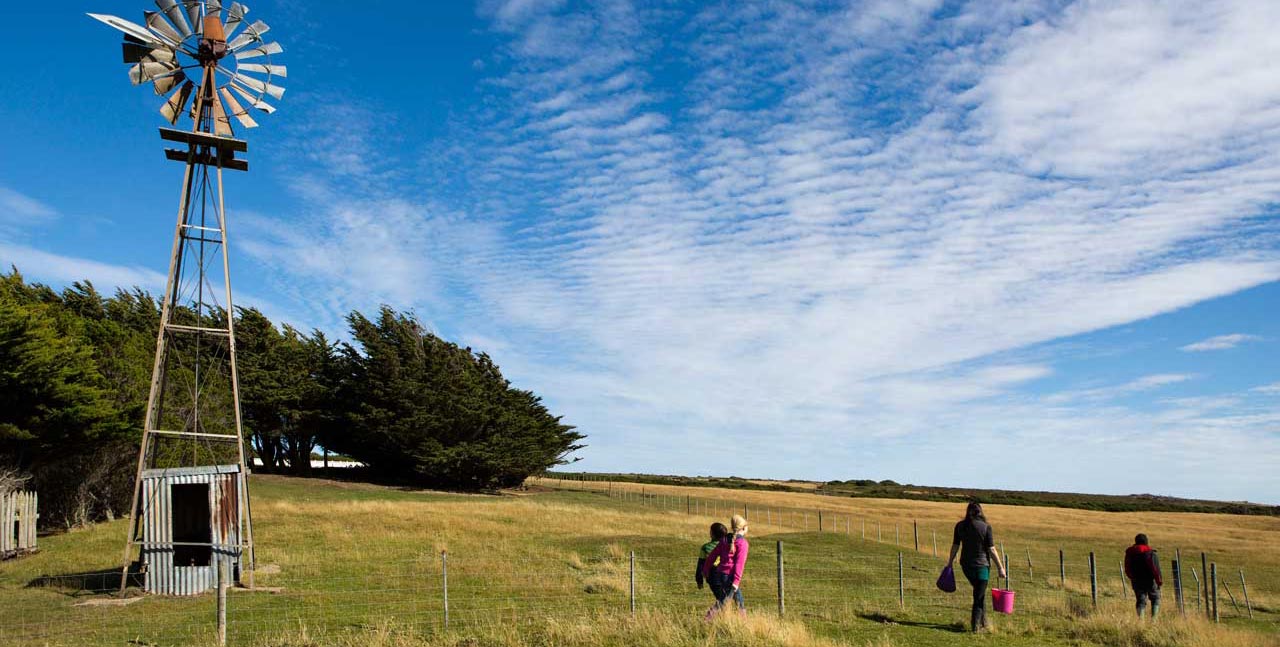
{"left": 1, "top": 480, "right": 1275, "bottom": 646}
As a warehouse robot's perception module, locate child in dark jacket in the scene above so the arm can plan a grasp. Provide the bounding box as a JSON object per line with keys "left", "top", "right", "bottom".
{"left": 696, "top": 523, "right": 728, "bottom": 592}
{"left": 1124, "top": 533, "right": 1163, "bottom": 618}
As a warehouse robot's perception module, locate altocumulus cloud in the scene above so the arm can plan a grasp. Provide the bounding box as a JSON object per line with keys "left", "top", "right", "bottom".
{"left": 243, "top": 0, "right": 1280, "bottom": 502}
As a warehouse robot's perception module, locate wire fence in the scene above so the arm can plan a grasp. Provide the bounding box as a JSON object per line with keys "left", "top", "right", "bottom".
{"left": 1, "top": 480, "right": 1275, "bottom": 646}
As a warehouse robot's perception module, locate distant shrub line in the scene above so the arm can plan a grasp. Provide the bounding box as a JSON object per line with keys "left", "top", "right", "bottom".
{"left": 548, "top": 472, "right": 1280, "bottom": 516}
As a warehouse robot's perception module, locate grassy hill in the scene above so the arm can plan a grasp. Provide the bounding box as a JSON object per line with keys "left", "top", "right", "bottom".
{"left": 0, "top": 475, "right": 1276, "bottom": 646}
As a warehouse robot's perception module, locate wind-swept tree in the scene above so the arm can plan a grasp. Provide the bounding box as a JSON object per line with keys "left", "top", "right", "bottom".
{"left": 328, "top": 307, "right": 582, "bottom": 489}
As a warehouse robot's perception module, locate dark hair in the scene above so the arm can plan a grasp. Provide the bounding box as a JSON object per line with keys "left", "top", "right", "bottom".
{"left": 966, "top": 501, "right": 986, "bottom": 522}
{"left": 710, "top": 522, "right": 728, "bottom": 540}
{"left": 1135, "top": 533, "right": 1149, "bottom": 546}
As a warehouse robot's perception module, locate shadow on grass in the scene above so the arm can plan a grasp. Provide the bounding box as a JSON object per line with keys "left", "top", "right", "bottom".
{"left": 858, "top": 611, "right": 967, "bottom": 633}
{"left": 27, "top": 563, "right": 145, "bottom": 596}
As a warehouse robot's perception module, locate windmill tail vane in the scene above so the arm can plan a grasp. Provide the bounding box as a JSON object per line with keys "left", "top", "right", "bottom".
{"left": 89, "top": 0, "right": 287, "bottom": 596}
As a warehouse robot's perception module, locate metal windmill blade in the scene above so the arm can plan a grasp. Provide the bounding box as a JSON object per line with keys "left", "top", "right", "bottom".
{"left": 224, "top": 2, "right": 248, "bottom": 38}
{"left": 233, "top": 41, "right": 282, "bottom": 60}
{"left": 160, "top": 80, "right": 194, "bottom": 124}
{"left": 229, "top": 82, "right": 276, "bottom": 114}
{"left": 219, "top": 87, "right": 258, "bottom": 128}
{"left": 236, "top": 62, "right": 286, "bottom": 78}
{"left": 183, "top": 1, "right": 204, "bottom": 34}
{"left": 144, "top": 10, "right": 184, "bottom": 46}
{"left": 123, "top": 41, "right": 175, "bottom": 63}
{"left": 129, "top": 60, "right": 180, "bottom": 85}
{"left": 227, "top": 20, "right": 270, "bottom": 51}
{"left": 229, "top": 71, "right": 285, "bottom": 100}
{"left": 153, "top": 71, "right": 187, "bottom": 95}
{"left": 155, "top": 0, "right": 193, "bottom": 38}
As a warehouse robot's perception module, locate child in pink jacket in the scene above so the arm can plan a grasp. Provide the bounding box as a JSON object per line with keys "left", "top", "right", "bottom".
{"left": 702, "top": 514, "right": 749, "bottom": 616}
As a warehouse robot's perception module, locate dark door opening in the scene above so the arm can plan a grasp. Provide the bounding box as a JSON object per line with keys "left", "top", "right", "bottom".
{"left": 171, "top": 483, "right": 212, "bottom": 566}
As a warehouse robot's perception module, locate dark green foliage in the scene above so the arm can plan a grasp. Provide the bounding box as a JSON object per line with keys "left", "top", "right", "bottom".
{"left": 0, "top": 271, "right": 148, "bottom": 525}
{"left": 0, "top": 268, "right": 583, "bottom": 527}
{"left": 326, "top": 307, "right": 583, "bottom": 489}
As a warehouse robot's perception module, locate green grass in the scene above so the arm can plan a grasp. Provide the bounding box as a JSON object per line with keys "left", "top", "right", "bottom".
{"left": 0, "top": 475, "right": 1275, "bottom": 647}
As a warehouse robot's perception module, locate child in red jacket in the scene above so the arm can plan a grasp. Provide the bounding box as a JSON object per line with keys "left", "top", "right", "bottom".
{"left": 1124, "top": 533, "right": 1163, "bottom": 618}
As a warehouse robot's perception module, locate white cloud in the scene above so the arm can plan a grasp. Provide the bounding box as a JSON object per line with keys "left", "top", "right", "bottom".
{"left": 1251, "top": 382, "right": 1280, "bottom": 395}
{"left": 0, "top": 187, "right": 56, "bottom": 223}
{"left": 241, "top": 0, "right": 1280, "bottom": 500}
{"left": 1179, "top": 333, "right": 1263, "bottom": 352}
{"left": 0, "top": 242, "right": 165, "bottom": 291}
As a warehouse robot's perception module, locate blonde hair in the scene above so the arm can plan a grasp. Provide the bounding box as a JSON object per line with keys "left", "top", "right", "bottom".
{"left": 731, "top": 514, "right": 748, "bottom": 536}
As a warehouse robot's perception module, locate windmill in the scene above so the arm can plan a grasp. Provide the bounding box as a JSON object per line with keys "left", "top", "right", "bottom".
{"left": 89, "top": 0, "right": 285, "bottom": 595}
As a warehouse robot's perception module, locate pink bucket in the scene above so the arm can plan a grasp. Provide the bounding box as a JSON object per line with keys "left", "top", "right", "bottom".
{"left": 991, "top": 588, "right": 1015, "bottom": 614}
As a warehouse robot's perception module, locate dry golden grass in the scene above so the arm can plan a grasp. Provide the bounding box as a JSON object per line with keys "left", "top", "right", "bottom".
{"left": 252, "top": 611, "right": 868, "bottom": 647}
{"left": 3, "top": 475, "right": 1275, "bottom": 647}
{"left": 545, "top": 478, "right": 1280, "bottom": 575}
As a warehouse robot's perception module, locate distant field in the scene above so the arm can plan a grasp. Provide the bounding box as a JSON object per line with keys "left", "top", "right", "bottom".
{"left": 0, "top": 475, "right": 1275, "bottom": 647}
{"left": 552, "top": 472, "right": 1280, "bottom": 516}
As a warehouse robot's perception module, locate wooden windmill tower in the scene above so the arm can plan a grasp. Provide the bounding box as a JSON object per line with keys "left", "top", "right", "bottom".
{"left": 89, "top": 0, "right": 286, "bottom": 595}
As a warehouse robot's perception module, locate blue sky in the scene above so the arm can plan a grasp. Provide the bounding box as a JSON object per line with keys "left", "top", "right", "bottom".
{"left": 3, "top": 0, "right": 1280, "bottom": 503}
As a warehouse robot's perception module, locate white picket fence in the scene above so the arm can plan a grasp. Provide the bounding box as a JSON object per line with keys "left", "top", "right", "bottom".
{"left": 1, "top": 490, "right": 37, "bottom": 558}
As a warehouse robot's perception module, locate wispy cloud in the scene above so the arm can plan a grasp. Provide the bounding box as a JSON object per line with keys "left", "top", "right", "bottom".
{"left": 0, "top": 242, "right": 165, "bottom": 290}
{"left": 1045, "top": 373, "right": 1196, "bottom": 405}
{"left": 1252, "top": 382, "right": 1280, "bottom": 396}
{"left": 1180, "top": 333, "right": 1263, "bottom": 352}
{"left": 0, "top": 187, "right": 56, "bottom": 222}
{"left": 239, "top": 0, "right": 1280, "bottom": 500}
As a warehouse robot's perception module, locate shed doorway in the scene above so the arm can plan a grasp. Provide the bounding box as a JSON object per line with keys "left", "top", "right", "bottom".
{"left": 171, "top": 483, "right": 212, "bottom": 566}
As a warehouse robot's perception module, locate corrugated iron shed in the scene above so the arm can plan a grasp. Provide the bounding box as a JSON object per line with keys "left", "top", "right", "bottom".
{"left": 139, "top": 464, "right": 245, "bottom": 595}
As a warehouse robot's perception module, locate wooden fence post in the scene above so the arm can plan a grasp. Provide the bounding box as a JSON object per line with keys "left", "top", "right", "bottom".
{"left": 932, "top": 530, "right": 937, "bottom": 557}
{"left": 818, "top": 510, "right": 823, "bottom": 532}
{"left": 1191, "top": 568, "right": 1201, "bottom": 611}
{"left": 1174, "top": 549, "right": 1184, "bottom": 617}
{"left": 217, "top": 560, "right": 227, "bottom": 647}
{"left": 1089, "top": 552, "right": 1098, "bottom": 608}
{"left": 1211, "top": 562, "right": 1219, "bottom": 623}
{"left": 1119, "top": 561, "right": 1126, "bottom": 598}
{"left": 1026, "top": 548, "right": 1033, "bottom": 581}
{"left": 777, "top": 540, "right": 785, "bottom": 617}
{"left": 1201, "top": 553, "right": 1209, "bottom": 619}
{"left": 898, "top": 552, "right": 905, "bottom": 608}
{"left": 442, "top": 551, "right": 450, "bottom": 628}
{"left": 630, "top": 551, "right": 636, "bottom": 615}
{"left": 1059, "top": 549, "right": 1065, "bottom": 590}
{"left": 1172, "top": 559, "right": 1184, "bottom": 617}
{"left": 1239, "top": 570, "right": 1253, "bottom": 619}
{"left": 913, "top": 521, "right": 919, "bottom": 552}
{"left": 1221, "top": 577, "right": 1240, "bottom": 615}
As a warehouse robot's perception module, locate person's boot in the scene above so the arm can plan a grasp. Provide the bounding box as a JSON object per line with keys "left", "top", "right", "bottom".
{"left": 971, "top": 607, "right": 983, "bottom": 632}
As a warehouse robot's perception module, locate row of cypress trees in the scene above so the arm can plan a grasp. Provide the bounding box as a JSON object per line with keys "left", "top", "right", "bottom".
{"left": 0, "top": 269, "right": 583, "bottom": 527}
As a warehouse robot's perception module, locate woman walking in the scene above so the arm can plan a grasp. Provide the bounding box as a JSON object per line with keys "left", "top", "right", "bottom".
{"left": 702, "top": 514, "right": 750, "bottom": 618}
{"left": 946, "top": 502, "right": 1006, "bottom": 632}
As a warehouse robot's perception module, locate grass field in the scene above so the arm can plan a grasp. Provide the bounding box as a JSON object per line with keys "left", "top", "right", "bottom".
{"left": 0, "top": 475, "right": 1276, "bottom": 647}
